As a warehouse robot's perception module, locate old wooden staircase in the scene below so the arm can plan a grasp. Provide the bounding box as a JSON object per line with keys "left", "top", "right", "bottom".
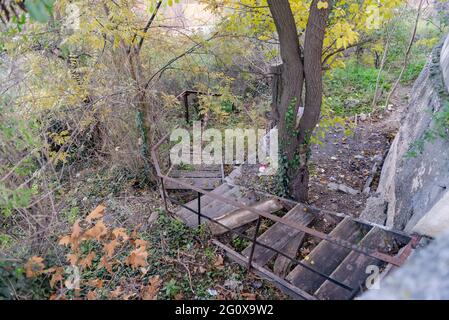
{"left": 152, "top": 134, "right": 419, "bottom": 300}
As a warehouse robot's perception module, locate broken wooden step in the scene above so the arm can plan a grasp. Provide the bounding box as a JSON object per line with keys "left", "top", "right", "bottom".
{"left": 164, "top": 177, "right": 223, "bottom": 190}
{"left": 241, "top": 204, "right": 317, "bottom": 267}
{"left": 176, "top": 183, "right": 233, "bottom": 224}
{"left": 314, "top": 227, "right": 393, "bottom": 300}
{"left": 286, "top": 217, "right": 369, "bottom": 294}
{"left": 184, "top": 186, "right": 257, "bottom": 227}
{"left": 170, "top": 170, "right": 223, "bottom": 178}
{"left": 209, "top": 198, "right": 284, "bottom": 235}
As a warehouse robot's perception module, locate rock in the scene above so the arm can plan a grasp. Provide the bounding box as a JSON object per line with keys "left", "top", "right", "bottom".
{"left": 224, "top": 279, "right": 242, "bottom": 291}
{"left": 327, "top": 182, "right": 359, "bottom": 195}
{"left": 207, "top": 289, "right": 218, "bottom": 296}
{"left": 359, "top": 113, "right": 368, "bottom": 121}
{"left": 371, "top": 154, "right": 383, "bottom": 163}
{"left": 251, "top": 280, "right": 263, "bottom": 289}
{"left": 344, "top": 98, "right": 361, "bottom": 109}
{"left": 148, "top": 212, "right": 159, "bottom": 226}
{"left": 360, "top": 196, "right": 387, "bottom": 225}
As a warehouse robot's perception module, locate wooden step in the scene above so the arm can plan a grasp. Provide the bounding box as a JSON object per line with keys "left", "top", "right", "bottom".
{"left": 209, "top": 198, "right": 284, "bottom": 235}
{"left": 184, "top": 186, "right": 257, "bottom": 226}
{"left": 170, "top": 170, "right": 222, "bottom": 178}
{"left": 286, "top": 217, "right": 368, "bottom": 294}
{"left": 176, "top": 183, "right": 233, "bottom": 224}
{"left": 314, "top": 227, "right": 392, "bottom": 300}
{"left": 164, "top": 177, "right": 223, "bottom": 190}
{"left": 241, "top": 204, "right": 316, "bottom": 267}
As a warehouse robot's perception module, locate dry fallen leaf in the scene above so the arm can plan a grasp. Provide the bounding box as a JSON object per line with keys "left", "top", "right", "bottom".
{"left": 66, "top": 253, "right": 78, "bottom": 266}
{"left": 142, "top": 275, "right": 162, "bottom": 300}
{"left": 83, "top": 219, "right": 108, "bottom": 240}
{"left": 110, "top": 286, "right": 123, "bottom": 299}
{"left": 214, "top": 255, "right": 224, "bottom": 268}
{"left": 71, "top": 219, "right": 82, "bottom": 240}
{"left": 241, "top": 292, "right": 257, "bottom": 300}
{"left": 86, "top": 290, "right": 98, "bottom": 300}
{"left": 126, "top": 246, "right": 149, "bottom": 269}
{"left": 99, "top": 256, "right": 113, "bottom": 273}
{"left": 25, "top": 256, "right": 45, "bottom": 278}
{"left": 112, "top": 228, "right": 129, "bottom": 242}
{"left": 134, "top": 239, "right": 148, "bottom": 248}
{"left": 49, "top": 267, "right": 64, "bottom": 289}
{"left": 87, "top": 279, "right": 104, "bottom": 289}
{"left": 104, "top": 239, "right": 120, "bottom": 258}
{"left": 59, "top": 235, "right": 71, "bottom": 246}
{"left": 86, "top": 205, "right": 106, "bottom": 223}
{"left": 79, "top": 252, "right": 96, "bottom": 269}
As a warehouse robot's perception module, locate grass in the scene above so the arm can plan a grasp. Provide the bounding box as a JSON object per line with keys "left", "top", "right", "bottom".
{"left": 325, "top": 62, "right": 391, "bottom": 116}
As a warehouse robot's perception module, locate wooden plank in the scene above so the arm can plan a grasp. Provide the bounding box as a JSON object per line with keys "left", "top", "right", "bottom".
{"left": 184, "top": 187, "right": 257, "bottom": 227}
{"left": 241, "top": 204, "right": 316, "bottom": 266}
{"left": 170, "top": 170, "right": 222, "bottom": 178}
{"left": 176, "top": 183, "right": 233, "bottom": 223}
{"left": 164, "top": 177, "right": 223, "bottom": 190}
{"left": 211, "top": 239, "right": 316, "bottom": 300}
{"left": 209, "top": 199, "right": 284, "bottom": 235}
{"left": 314, "top": 227, "right": 392, "bottom": 300}
{"left": 273, "top": 233, "right": 305, "bottom": 277}
{"left": 286, "top": 218, "right": 368, "bottom": 294}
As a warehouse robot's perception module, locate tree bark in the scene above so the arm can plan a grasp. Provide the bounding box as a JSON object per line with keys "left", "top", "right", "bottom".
{"left": 267, "top": 0, "right": 304, "bottom": 199}
{"left": 268, "top": 0, "right": 330, "bottom": 202}
{"left": 295, "top": 0, "right": 331, "bottom": 202}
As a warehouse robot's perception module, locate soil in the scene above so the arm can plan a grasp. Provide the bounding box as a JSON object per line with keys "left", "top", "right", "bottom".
{"left": 234, "top": 84, "right": 411, "bottom": 218}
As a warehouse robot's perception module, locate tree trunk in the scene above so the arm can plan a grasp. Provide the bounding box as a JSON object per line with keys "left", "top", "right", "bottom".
{"left": 125, "top": 46, "right": 155, "bottom": 185}
{"left": 267, "top": 0, "right": 304, "bottom": 199}
{"left": 268, "top": 0, "right": 330, "bottom": 202}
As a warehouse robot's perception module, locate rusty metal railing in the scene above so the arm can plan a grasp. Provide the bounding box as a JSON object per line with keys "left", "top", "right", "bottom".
{"left": 151, "top": 132, "right": 418, "bottom": 299}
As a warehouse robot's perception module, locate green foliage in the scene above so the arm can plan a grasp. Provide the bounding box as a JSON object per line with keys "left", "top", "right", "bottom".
{"left": 0, "top": 103, "right": 41, "bottom": 217}
{"left": 275, "top": 154, "right": 290, "bottom": 198}
{"left": 325, "top": 62, "right": 390, "bottom": 115}
{"left": 0, "top": 260, "right": 50, "bottom": 299}
{"left": 401, "top": 61, "right": 426, "bottom": 84}
{"left": 25, "top": 0, "right": 55, "bottom": 23}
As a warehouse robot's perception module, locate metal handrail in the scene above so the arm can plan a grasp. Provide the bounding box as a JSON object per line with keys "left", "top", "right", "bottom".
{"left": 151, "top": 133, "right": 417, "bottom": 298}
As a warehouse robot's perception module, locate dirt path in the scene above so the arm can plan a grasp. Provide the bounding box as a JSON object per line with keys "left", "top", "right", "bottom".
{"left": 309, "top": 84, "right": 411, "bottom": 216}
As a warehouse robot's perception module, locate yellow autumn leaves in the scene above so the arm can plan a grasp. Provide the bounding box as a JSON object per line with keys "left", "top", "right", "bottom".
{"left": 317, "top": 1, "right": 329, "bottom": 9}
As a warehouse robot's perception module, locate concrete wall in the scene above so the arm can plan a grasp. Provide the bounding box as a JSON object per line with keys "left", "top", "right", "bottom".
{"left": 364, "top": 34, "right": 449, "bottom": 237}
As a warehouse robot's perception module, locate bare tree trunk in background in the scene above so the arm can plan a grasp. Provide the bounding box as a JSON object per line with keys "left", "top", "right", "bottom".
{"left": 384, "top": 0, "right": 423, "bottom": 109}
{"left": 372, "top": 23, "right": 395, "bottom": 109}
{"left": 126, "top": 48, "right": 155, "bottom": 185}
{"left": 268, "top": 0, "right": 330, "bottom": 202}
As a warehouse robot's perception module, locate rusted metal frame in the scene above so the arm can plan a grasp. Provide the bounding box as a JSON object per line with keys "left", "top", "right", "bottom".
{"left": 160, "top": 174, "right": 405, "bottom": 267}
{"left": 183, "top": 92, "right": 189, "bottom": 123}
{"left": 197, "top": 192, "right": 202, "bottom": 227}
{"left": 151, "top": 135, "right": 409, "bottom": 266}
{"left": 212, "top": 239, "right": 317, "bottom": 300}
{"left": 228, "top": 182, "right": 413, "bottom": 244}
{"left": 395, "top": 233, "right": 422, "bottom": 265}
{"left": 247, "top": 216, "right": 262, "bottom": 271}
{"left": 347, "top": 234, "right": 423, "bottom": 300}
{"left": 166, "top": 194, "right": 354, "bottom": 292}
